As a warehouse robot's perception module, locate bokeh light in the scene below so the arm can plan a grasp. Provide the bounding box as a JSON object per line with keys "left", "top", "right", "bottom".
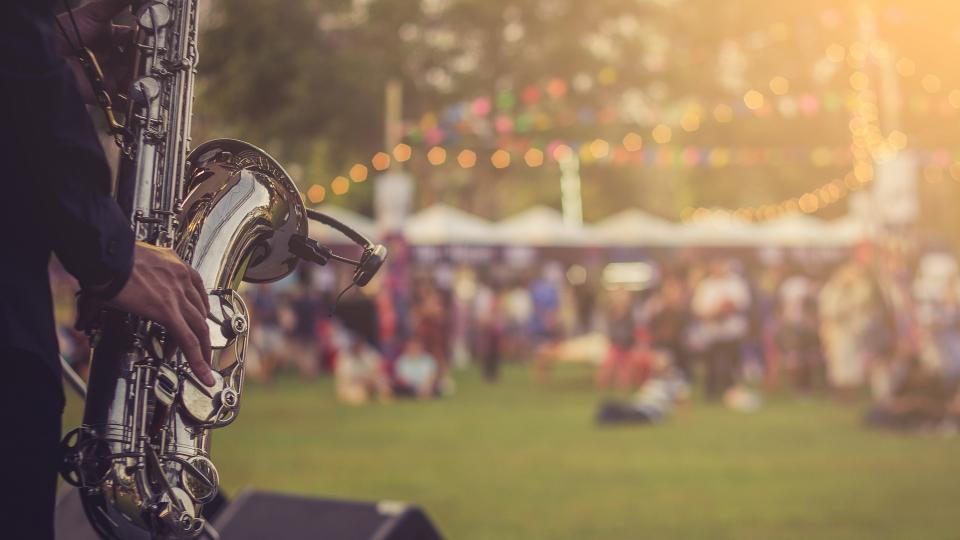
{"left": 622, "top": 132, "right": 643, "bottom": 152}
{"left": 589, "top": 138, "right": 610, "bottom": 159}
{"left": 371, "top": 152, "right": 391, "bottom": 171}
{"left": 524, "top": 148, "right": 544, "bottom": 167}
{"left": 330, "top": 175, "right": 350, "bottom": 195}
{"left": 651, "top": 124, "right": 672, "bottom": 144}
{"left": 306, "top": 184, "right": 325, "bottom": 203}
{"left": 457, "top": 149, "right": 477, "bottom": 168}
{"left": 427, "top": 146, "right": 447, "bottom": 166}
{"left": 552, "top": 144, "right": 573, "bottom": 162}
{"left": 490, "top": 149, "right": 511, "bottom": 169}
{"left": 712, "top": 104, "right": 733, "bottom": 123}
{"left": 743, "top": 90, "right": 764, "bottom": 111}
{"left": 392, "top": 143, "right": 412, "bottom": 162}
{"left": 349, "top": 163, "right": 368, "bottom": 182}
{"left": 769, "top": 76, "right": 789, "bottom": 96}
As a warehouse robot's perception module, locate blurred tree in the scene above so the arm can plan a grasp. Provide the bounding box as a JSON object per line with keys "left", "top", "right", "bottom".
{"left": 195, "top": 0, "right": 960, "bottom": 250}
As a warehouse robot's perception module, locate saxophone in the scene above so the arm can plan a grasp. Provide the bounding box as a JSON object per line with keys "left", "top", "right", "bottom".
{"left": 59, "top": 2, "right": 386, "bottom": 538}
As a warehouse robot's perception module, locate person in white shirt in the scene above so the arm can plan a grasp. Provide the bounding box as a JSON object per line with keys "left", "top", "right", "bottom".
{"left": 691, "top": 258, "right": 751, "bottom": 400}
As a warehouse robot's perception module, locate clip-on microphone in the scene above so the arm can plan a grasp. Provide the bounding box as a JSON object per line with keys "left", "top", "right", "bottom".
{"left": 288, "top": 209, "right": 388, "bottom": 311}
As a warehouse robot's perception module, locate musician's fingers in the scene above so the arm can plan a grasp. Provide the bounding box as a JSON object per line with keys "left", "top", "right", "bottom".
{"left": 181, "top": 293, "right": 213, "bottom": 366}
{"left": 187, "top": 266, "right": 210, "bottom": 313}
{"left": 167, "top": 314, "right": 215, "bottom": 387}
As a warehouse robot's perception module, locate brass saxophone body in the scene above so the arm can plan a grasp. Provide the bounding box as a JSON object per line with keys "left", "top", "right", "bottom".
{"left": 61, "top": 2, "right": 310, "bottom": 537}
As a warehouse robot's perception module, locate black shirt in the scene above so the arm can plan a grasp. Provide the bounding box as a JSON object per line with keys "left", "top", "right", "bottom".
{"left": 0, "top": 1, "right": 135, "bottom": 378}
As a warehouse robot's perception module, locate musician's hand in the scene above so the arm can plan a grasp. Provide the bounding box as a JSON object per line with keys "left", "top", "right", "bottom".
{"left": 108, "top": 243, "right": 215, "bottom": 387}
{"left": 57, "top": 0, "right": 135, "bottom": 104}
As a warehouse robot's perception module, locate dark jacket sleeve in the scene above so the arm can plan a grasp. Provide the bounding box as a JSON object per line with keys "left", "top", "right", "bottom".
{"left": 0, "top": 0, "right": 134, "bottom": 295}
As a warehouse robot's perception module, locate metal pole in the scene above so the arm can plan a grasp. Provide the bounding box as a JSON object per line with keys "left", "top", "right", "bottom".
{"left": 560, "top": 154, "right": 583, "bottom": 227}
{"left": 385, "top": 78, "right": 403, "bottom": 169}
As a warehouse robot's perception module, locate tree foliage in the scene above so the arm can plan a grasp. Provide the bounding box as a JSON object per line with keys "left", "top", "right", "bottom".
{"left": 196, "top": 0, "right": 960, "bottom": 239}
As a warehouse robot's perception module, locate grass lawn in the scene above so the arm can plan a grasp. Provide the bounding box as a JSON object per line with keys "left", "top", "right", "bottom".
{"left": 63, "top": 363, "right": 960, "bottom": 540}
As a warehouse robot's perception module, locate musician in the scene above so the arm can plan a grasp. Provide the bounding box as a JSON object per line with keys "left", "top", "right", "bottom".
{"left": 0, "top": 1, "right": 214, "bottom": 538}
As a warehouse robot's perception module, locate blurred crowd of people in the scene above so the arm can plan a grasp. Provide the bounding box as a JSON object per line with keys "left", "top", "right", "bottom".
{"left": 588, "top": 242, "right": 960, "bottom": 431}
{"left": 49, "top": 237, "right": 960, "bottom": 430}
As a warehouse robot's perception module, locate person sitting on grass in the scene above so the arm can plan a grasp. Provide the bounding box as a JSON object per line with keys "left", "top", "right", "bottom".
{"left": 596, "top": 287, "right": 652, "bottom": 391}
{"left": 595, "top": 352, "right": 690, "bottom": 425}
{"left": 335, "top": 335, "right": 392, "bottom": 405}
{"left": 393, "top": 338, "right": 440, "bottom": 399}
{"left": 864, "top": 354, "right": 955, "bottom": 432}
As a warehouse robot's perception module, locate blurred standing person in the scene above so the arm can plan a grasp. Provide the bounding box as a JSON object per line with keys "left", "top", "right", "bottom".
{"left": 913, "top": 253, "right": 960, "bottom": 386}
{"left": 289, "top": 270, "right": 321, "bottom": 378}
{"left": 645, "top": 273, "right": 692, "bottom": 382}
{"left": 531, "top": 263, "right": 564, "bottom": 383}
{"left": 505, "top": 280, "right": 534, "bottom": 357}
{"left": 691, "top": 258, "right": 752, "bottom": 401}
{"left": 874, "top": 248, "right": 919, "bottom": 400}
{"left": 818, "top": 249, "right": 894, "bottom": 399}
{"left": 451, "top": 266, "right": 478, "bottom": 369}
{"left": 415, "top": 284, "right": 450, "bottom": 377}
{"left": 474, "top": 280, "right": 505, "bottom": 382}
{"left": 247, "top": 283, "right": 282, "bottom": 383}
{"left": 776, "top": 271, "right": 820, "bottom": 392}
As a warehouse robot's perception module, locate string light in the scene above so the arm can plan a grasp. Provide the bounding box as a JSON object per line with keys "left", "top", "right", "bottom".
{"left": 307, "top": 184, "right": 326, "bottom": 203}
{"left": 743, "top": 90, "right": 765, "bottom": 111}
{"left": 330, "top": 176, "right": 350, "bottom": 195}
{"left": 427, "top": 146, "right": 447, "bottom": 165}
{"left": 392, "top": 143, "right": 412, "bottom": 162}
{"left": 769, "top": 76, "right": 790, "bottom": 96}
{"left": 490, "top": 149, "right": 511, "bottom": 169}
{"left": 524, "top": 148, "right": 544, "bottom": 167}
{"left": 622, "top": 132, "right": 643, "bottom": 152}
{"left": 921, "top": 74, "right": 942, "bottom": 93}
{"left": 825, "top": 43, "right": 845, "bottom": 63}
{"left": 371, "top": 152, "right": 391, "bottom": 171}
{"left": 713, "top": 104, "right": 734, "bottom": 123}
{"left": 457, "top": 149, "right": 477, "bottom": 168}
{"left": 651, "top": 124, "right": 672, "bottom": 144}
{"left": 349, "top": 163, "right": 368, "bottom": 182}
{"left": 552, "top": 144, "right": 573, "bottom": 162}
{"left": 896, "top": 57, "right": 916, "bottom": 77}
{"left": 589, "top": 138, "right": 610, "bottom": 159}
{"left": 323, "top": 40, "right": 960, "bottom": 218}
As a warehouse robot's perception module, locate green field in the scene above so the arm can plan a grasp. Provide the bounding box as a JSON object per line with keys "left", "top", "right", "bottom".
{"left": 63, "top": 364, "right": 960, "bottom": 540}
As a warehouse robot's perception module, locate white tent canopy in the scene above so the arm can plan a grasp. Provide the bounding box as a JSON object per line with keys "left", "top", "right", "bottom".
{"left": 673, "top": 214, "right": 760, "bottom": 246}
{"left": 824, "top": 214, "right": 874, "bottom": 245}
{"left": 755, "top": 214, "right": 836, "bottom": 247}
{"left": 591, "top": 208, "right": 681, "bottom": 246}
{"left": 312, "top": 202, "right": 869, "bottom": 249}
{"left": 307, "top": 204, "right": 377, "bottom": 245}
{"left": 494, "top": 205, "right": 592, "bottom": 246}
{"left": 403, "top": 203, "right": 499, "bottom": 245}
